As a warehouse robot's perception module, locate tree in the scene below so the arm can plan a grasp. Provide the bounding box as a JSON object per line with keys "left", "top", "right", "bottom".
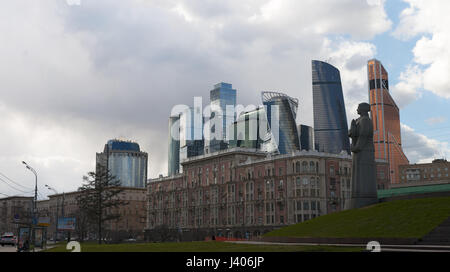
{"left": 76, "top": 163, "right": 128, "bottom": 244}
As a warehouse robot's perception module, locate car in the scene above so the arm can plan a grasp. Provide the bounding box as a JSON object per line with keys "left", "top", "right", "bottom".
{"left": 0, "top": 233, "right": 16, "bottom": 246}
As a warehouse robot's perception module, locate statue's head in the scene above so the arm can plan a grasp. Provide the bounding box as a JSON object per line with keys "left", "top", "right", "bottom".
{"left": 357, "top": 102, "right": 370, "bottom": 115}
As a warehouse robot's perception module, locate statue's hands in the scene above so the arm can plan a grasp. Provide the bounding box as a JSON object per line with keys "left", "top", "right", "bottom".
{"left": 351, "top": 146, "right": 360, "bottom": 153}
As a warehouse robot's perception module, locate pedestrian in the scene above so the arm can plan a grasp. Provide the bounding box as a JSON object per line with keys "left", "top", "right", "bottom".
{"left": 18, "top": 239, "right": 29, "bottom": 252}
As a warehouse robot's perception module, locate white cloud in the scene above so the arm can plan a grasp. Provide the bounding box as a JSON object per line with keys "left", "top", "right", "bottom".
{"left": 390, "top": 65, "right": 423, "bottom": 108}
{"left": 393, "top": 0, "right": 450, "bottom": 105}
{"left": 401, "top": 123, "right": 450, "bottom": 163}
{"left": 425, "top": 116, "right": 446, "bottom": 126}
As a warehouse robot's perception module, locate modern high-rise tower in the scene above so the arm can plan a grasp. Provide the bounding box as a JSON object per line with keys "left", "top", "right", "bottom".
{"left": 367, "top": 59, "right": 409, "bottom": 184}
{"left": 206, "top": 82, "right": 237, "bottom": 153}
{"left": 179, "top": 106, "right": 204, "bottom": 172}
{"left": 262, "top": 91, "right": 301, "bottom": 154}
{"left": 168, "top": 115, "right": 180, "bottom": 176}
{"left": 312, "top": 60, "right": 350, "bottom": 154}
{"left": 298, "top": 124, "right": 314, "bottom": 151}
{"left": 96, "top": 139, "right": 148, "bottom": 188}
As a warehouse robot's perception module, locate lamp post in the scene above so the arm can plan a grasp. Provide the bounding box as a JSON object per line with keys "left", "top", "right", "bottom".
{"left": 22, "top": 161, "right": 37, "bottom": 252}
{"left": 45, "top": 185, "right": 59, "bottom": 242}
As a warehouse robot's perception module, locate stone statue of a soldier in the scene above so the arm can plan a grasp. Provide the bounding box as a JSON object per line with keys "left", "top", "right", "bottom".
{"left": 347, "top": 102, "right": 378, "bottom": 209}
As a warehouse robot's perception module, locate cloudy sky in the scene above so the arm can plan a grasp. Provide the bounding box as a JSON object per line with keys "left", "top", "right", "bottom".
{"left": 1, "top": 0, "right": 449, "bottom": 199}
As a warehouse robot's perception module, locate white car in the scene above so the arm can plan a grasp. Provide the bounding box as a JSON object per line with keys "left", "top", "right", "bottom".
{"left": 0, "top": 233, "right": 16, "bottom": 246}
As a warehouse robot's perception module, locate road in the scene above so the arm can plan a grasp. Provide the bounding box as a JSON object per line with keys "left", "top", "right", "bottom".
{"left": 0, "top": 245, "right": 17, "bottom": 252}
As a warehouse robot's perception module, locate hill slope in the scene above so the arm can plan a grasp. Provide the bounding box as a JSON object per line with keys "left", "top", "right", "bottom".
{"left": 264, "top": 197, "right": 450, "bottom": 238}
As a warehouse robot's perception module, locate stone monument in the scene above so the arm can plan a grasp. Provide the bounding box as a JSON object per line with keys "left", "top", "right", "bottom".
{"left": 347, "top": 102, "right": 378, "bottom": 209}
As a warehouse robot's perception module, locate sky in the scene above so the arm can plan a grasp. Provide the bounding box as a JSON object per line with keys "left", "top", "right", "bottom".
{"left": 0, "top": 0, "right": 449, "bottom": 199}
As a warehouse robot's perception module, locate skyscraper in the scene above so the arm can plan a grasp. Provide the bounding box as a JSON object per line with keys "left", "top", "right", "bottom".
{"left": 228, "top": 107, "right": 265, "bottom": 149}
{"left": 262, "top": 91, "right": 300, "bottom": 154}
{"left": 367, "top": 59, "right": 409, "bottom": 184}
{"left": 206, "top": 82, "right": 237, "bottom": 153}
{"left": 179, "top": 106, "right": 204, "bottom": 171}
{"left": 168, "top": 115, "right": 180, "bottom": 176}
{"left": 298, "top": 124, "right": 314, "bottom": 151}
{"left": 96, "top": 139, "right": 148, "bottom": 188}
{"left": 312, "top": 60, "right": 350, "bottom": 154}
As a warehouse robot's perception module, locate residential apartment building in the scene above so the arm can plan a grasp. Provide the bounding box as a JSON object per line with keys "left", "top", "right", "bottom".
{"left": 399, "top": 159, "right": 450, "bottom": 186}
{"left": 35, "top": 187, "right": 147, "bottom": 241}
{"left": 145, "top": 148, "right": 388, "bottom": 241}
{"left": 0, "top": 196, "right": 33, "bottom": 235}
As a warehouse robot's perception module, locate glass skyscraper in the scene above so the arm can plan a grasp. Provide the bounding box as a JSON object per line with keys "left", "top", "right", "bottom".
{"left": 228, "top": 107, "right": 265, "bottom": 149}
{"left": 96, "top": 139, "right": 148, "bottom": 188}
{"left": 298, "top": 124, "right": 314, "bottom": 151}
{"left": 206, "top": 82, "right": 237, "bottom": 153}
{"left": 179, "top": 106, "right": 204, "bottom": 171}
{"left": 262, "top": 91, "right": 300, "bottom": 154}
{"left": 168, "top": 115, "right": 180, "bottom": 176}
{"left": 312, "top": 60, "right": 350, "bottom": 154}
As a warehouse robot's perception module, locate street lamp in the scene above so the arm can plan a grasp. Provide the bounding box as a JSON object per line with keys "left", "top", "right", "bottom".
{"left": 22, "top": 161, "right": 37, "bottom": 252}
{"left": 45, "top": 185, "right": 59, "bottom": 242}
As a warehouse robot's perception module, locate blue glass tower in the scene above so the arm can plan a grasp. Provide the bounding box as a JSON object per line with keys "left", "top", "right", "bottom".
{"left": 262, "top": 92, "right": 300, "bottom": 154}
{"left": 298, "top": 124, "right": 314, "bottom": 151}
{"left": 207, "top": 82, "right": 237, "bottom": 153}
{"left": 168, "top": 115, "right": 180, "bottom": 176}
{"left": 179, "top": 107, "right": 204, "bottom": 171}
{"left": 312, "top": 60, "right": 350, "bottom": 154}
{"left": 96, "top": 139, "right": 148, "bottom": 188}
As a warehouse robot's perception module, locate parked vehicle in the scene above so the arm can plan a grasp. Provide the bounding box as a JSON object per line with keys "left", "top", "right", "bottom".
{"left": 0, "top": 233, "right": 16, "bottom": 246}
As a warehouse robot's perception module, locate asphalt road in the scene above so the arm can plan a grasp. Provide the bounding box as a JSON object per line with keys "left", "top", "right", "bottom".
{"left": 0, "top": 245, "right": 17, "bottom": 252}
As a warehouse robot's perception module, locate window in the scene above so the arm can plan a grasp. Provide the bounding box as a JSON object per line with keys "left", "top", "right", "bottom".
{"left": 330, "top": 166, "right": 335, "bottom": 176}
{"left": 302, "top": 177, "right": 309, "bottom": 186}
{"left": 295, "top": 162, "right": 301, "bottom": 173}
{"left": 330, "top": 191, "right": 336, "bottom": 198}
{"left": 302, "top": 161, "right": 308, "bottom": 172}
{"left": 303, "top": 201, "right": 309, "bottom": 210}
{"left": 310, "top": 161, "right": 315, "bottom": 172}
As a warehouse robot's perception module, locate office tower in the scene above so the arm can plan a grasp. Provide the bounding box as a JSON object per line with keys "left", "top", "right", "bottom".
{"left": 298, "top": 124, "right": 314, "bottom": 151}
{"left": 206, "top": 82, "right": 237, "bottom": 153}
{"left": 168, "top": 115, "right": 180, "bottom": 176}
{"left": 367, "top": 59, "right": 409, "bottom": 184}
{"left": 96, "top": 139, "right": 148, "bottom": 188}
{"left": 228, "top": 107, "right": 266, "bottom": 149}
{"left": 312, "top": 60, "right": 351, "bottom": 154}
{"left": 179, "top": 107, "right": 204, "bottom": 171}
{"left": 261, "top": 91, "right": 300, "bottom": 154}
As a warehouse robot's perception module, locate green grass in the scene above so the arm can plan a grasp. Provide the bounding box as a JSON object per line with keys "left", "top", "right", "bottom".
{"left": 44, "top": 241, "right": 362, "bottom": 252}
{"left": 265, "top": 197, "right": 450, "bottom": 238}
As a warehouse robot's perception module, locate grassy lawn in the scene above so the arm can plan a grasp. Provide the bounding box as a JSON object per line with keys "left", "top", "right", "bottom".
{"left": 44, "top": 241, "right": 362, "bottom": 252}
{"left": 265, "top": 197, "right": 450, "bottom": 238}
